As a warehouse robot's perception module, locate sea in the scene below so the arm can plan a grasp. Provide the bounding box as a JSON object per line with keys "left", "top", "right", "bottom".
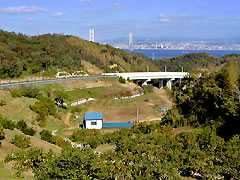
{"left": 125, "top": 49, "right": 240, "bottom": 60}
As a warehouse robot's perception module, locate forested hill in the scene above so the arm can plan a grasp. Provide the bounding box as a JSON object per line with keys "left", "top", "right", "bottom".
{"left": 0, "top": 30, "right": 159, "bottom": 79}
{"left": 155, "top": 53, "right": 240, "bottom": 72}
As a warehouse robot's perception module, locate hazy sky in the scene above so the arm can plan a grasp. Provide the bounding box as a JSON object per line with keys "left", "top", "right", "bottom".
{"left": 0, "top": 0, "right": 239, "bottom": 41}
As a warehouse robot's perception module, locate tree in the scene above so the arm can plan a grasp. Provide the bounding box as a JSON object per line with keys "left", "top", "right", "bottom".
{"left": 11, "top": 134, "right": 31, "bottom": 149}
{"left": 0, "top": 126, "right": 5, "bottom": 146}
{"left": 0, "top": 100, "right": 6, "bottom": 106}
{"left": 54, "top": 90, "right": 68, "bottom": 109}
{"left": 118, "top": 76, "right": 126, "bottom": 84}
{"left": 40, "top": 129, "right": 55, "bottom": 144}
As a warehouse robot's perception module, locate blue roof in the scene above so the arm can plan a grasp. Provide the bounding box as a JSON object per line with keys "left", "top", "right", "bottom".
{"left": 103, "top": 122, "right": 134, "bottom": 128}
{"left": 85, "top": 112, "right": 103, "bottom": 120}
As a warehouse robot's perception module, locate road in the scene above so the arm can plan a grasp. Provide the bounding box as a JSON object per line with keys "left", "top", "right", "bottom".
{"left": 0, "top": 75, "right": 118, "bottom": 89}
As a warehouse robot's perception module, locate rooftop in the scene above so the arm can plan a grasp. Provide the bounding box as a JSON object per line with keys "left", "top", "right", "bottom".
{"left": 85, "top": 112, "right": 103, "bottom": 120}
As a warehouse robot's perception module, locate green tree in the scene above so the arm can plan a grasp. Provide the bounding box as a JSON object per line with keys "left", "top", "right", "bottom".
{"left": 0, "top": 126, "right": 5, "bottom": 146}
{"left": 0, "top": 100, "right": 6, "bottom": 106}
{"left": 118, "top": 76, "right": 126, "bottom": 84}
{"left": 11, "top": 134, "right": 31, "bottom": 149}
{"left": 40, "top": 129, "right": 55, "bottom": 144}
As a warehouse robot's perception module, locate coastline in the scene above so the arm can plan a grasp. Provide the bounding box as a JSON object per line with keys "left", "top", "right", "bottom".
{"left": 124, "top": 49, "right": 240, "bottom": 59}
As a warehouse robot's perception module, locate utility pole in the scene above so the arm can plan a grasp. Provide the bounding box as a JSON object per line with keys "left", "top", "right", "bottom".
{"left": 136, "top": 107, "right": 139, "bottom": 124}
{"left": 166, "top": 95, "right": 169, "bottom": 111}
{"left": 146, "top": 65, "right": 150, "bottom": 72}
{"left": 182, "top": 66, "right": 184, "bottom": 72}
{"left": 164, "top": 66, "right": 167, "bottom": 72}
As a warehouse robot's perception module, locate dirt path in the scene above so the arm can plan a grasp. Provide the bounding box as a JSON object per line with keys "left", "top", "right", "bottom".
{"left": 64, "top": 110, "right": 74, "bottom": 128}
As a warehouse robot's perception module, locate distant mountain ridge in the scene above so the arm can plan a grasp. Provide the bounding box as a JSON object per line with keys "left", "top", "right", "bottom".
{"left": 155, "top": 53, "right": 240, "bottom": 72}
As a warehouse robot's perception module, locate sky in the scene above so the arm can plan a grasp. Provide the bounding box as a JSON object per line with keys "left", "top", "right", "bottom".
{"left": 0, "top": 0, "right": 240, "bottom": 41}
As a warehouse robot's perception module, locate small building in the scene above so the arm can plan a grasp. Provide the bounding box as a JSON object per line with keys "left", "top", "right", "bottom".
{"left": 83, "top": 112, "right": 103, "bottom": 129}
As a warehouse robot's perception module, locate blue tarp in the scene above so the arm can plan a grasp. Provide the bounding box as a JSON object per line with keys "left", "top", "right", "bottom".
{"left": 85, "top": 112, "right": 103, "bottom": 120}
{"left": 103, "top": 122, "right": 134, "bottom": 128}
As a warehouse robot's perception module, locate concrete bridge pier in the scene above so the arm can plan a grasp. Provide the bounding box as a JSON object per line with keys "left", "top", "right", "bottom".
{"left": 166, "top": 80, "right": 172, "bottom": 89}
{"left": 166, "top": 78, "right": 175, "bottom": 89}
{"left": 159, "top": 79, "right": 164, "bottom": 89}
{"left": 133, "top": 80, "right": 138, "bottom": 86}
{"left": 142, "top": 79, "right": 151, "bottom": 86}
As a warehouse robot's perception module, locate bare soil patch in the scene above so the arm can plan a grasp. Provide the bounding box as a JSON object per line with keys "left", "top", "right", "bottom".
{"left": 81, "top": 60, "right": 103, "bottom": 75}
{"left": 120, "top": 82, "right": 142, "bottom": 92}
{"left": 153, "top": 88, "right": 172, "bottom": 108}
{"left": 61, "top": 79, "right": 112, "bottom": 91}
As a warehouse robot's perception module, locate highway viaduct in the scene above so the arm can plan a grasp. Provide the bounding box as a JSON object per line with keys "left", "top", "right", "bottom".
{"left": 103, "top": 72, "right": 189, "bottom": 89}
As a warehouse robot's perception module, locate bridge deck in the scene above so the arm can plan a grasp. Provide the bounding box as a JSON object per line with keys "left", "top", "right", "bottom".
{"left": 103, "top": 72, "right": 189, "bottom": 80}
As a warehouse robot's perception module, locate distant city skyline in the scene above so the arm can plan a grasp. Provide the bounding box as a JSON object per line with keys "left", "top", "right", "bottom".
{"left": 0, "top": 0, "right": 240, "bottom": 41}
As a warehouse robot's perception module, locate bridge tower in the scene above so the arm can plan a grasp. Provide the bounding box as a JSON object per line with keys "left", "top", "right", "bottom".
{"left": 89, "top": 28, "right": 95, "bottom": 42}
{"left": 129, "top": 32, "right": 133, "bottom": 51}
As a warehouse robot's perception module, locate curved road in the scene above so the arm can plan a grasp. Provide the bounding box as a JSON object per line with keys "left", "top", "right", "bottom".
{"left": 0, "top": 75, "right": 118, "bottom": 89}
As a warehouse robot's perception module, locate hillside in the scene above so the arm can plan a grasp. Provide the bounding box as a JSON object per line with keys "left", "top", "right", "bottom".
{"left": 155, "top": 53, "right": 225, "bottom": 72}
{"left": 0, "top": 76, "right": 171, "bottom": 178}
{"left": 219, "top": 53, "right": 240, "bottom": 64}
{"left": 0, "top": 55, "right": 240, "bottom": 179}
{"left": 0, "top": 30, "right": 159, "bottom": 79}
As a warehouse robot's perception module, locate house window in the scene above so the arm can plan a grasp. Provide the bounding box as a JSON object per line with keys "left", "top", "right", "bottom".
{"left": 91, "top": 121, "right": 97, "bottom": 125}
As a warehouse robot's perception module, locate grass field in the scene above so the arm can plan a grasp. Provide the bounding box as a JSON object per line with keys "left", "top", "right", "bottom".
{"left": 86, "top": 88, "right": 170, "bottom": 122}
{"left": 0, "top": 90, "right": 37, "bottom": 123}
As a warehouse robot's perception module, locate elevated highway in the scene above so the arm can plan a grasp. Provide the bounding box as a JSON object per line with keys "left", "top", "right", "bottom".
{"left": 103, "top": 72, "right": 189, "bottom": 89}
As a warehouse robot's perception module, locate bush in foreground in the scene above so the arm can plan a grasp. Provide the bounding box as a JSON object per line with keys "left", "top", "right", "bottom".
{"left": 16, "top": 120, "right": 36, "bottom": 136}
{"left": 11, "top": 134, "right": 30, "bottom": 149}
{"left": 40, "top": 129, "right": 55, "bottom": 144}
{"left": 118, "top": 76, "right": 126, "bottom": 84}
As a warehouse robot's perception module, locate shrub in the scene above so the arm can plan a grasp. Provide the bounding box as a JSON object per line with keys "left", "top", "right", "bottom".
{"left": 16, "top": 119, "right": 27, "bottom": 131}
{"left": 11, "top": 134, "right": 30, "bottom": 149}
{"left": 142, "top": 84, "right": 154, "bottom": 93}
{"left": 16, "top": 119, "right": 36, "bottom": 136}
{"left": 119, "top": 76, "right": 126, "bottom": 84}
{"left": 30, "top": 96, "right": 58, "bottom": 120}
{"left": 40, "top": 129, "right": 55, "bottom": 144}
{"left": 0, "top": 115, "right": 15, "bottom": 130}
{"left": 71, "top": 106, "right": 82, "bottom": 114}
{"left": 0, "top": 127, "right": 5, "bottom": 146}
{"left": 55, "top": 113, "right": 62, "bottom": 120}
{"left": 24, "top": 127, "right": 36, "bottom": 136}
{"left": 22, "top": 86, "right": 40, "bottom": 98}
{"left": 70, "top": 130, "right": 102, "bottom": 148}
{"left": 0, "top": 100, "right": 6, "bottom": 106}
{"left": 127, "top": 77, "right": 132, "bottom": 82}
{"left": 10, "top": 89, "right": 22, "bottom": 98}
{"left": 10, "top": 86, "right": 40, "bottom": 98}
{"left": 52, "top": 136, "right": 73, "bottom": 150}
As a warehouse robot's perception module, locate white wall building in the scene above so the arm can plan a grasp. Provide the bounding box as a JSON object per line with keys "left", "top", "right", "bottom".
{"left": 83, "top": 112, "right": 103, "bottom": 129}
